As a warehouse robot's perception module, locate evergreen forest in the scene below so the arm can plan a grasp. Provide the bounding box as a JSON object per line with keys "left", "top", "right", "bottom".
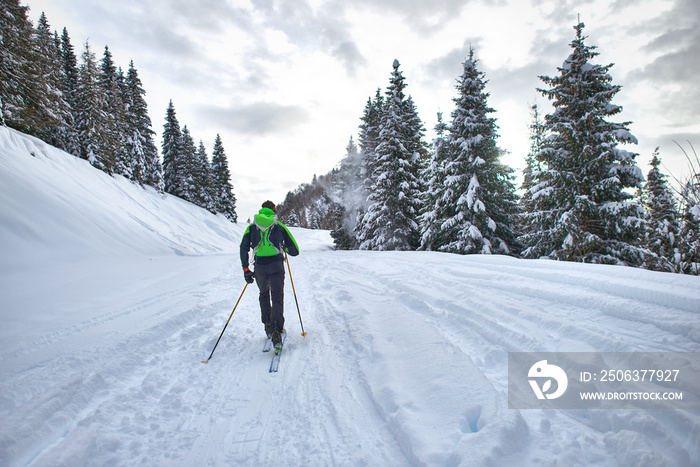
{"left": 2, "top": 1, "right": 698, "bottom": 274}
{"left": 277, "top": 26, "right": 699, "bottom": 275}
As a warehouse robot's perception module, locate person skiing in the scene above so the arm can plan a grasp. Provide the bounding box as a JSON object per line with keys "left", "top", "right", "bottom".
{"left": 240, "top": 201, "right": 299, "bottom": 350}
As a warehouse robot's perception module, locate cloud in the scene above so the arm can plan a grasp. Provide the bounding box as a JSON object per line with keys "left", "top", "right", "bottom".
{"left": 422, "top": 38, "right": 484, "bottom": 85}
{"left": 45, "top": 0, "right": 269, "bottom": 97}
{"left": 346, "top": 0, "right": 474, "bottom": 33}
{"left": 249, "top": 0, "right": 367, "bottom": 75}
{"left": 196, "top": 102, "right": 310, "bottom": 136}
{"left": 60, "top": 0, "right": 254, "bottom": 59}
{"left": 155, "top": 0, "right": 254, "bottom": 34}
{"left": 529, "top": 0, "right": 598, "bottom": 23}
{"left": 648, "top": 132, "right": 700, "bottom": 157}
{"left": 629, "top": 0, "right": 700, "bottom": 126}
{"left": 331, "top": 40, "right": 366, "bottom": 76}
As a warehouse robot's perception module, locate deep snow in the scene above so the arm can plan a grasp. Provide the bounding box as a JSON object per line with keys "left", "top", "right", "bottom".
{"left": 1, "top": 126, "right": 699, "bottom": 466}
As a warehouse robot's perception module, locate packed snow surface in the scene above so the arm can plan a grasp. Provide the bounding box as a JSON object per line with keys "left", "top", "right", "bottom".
{"left": 1, "top": 126, "right": 699, "bottom": 466}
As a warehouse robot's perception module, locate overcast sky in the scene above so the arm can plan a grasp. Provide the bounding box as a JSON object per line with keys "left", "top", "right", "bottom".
{"left": 27, "top": 0, "right": 700, "bottom": 220}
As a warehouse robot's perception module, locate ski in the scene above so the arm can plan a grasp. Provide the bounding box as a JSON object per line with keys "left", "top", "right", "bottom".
{"left": 269, "top": 330, "right": 286, "bottom": 373}
{"left": 269, "top": 349, "right": 281, "bottom": 372}
{"left": 262, "top": 337, "right": 273, "bottom": 353}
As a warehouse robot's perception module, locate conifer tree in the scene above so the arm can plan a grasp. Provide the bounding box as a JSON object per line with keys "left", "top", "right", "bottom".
{"left": 123, "top": 60, "right": 163, "bottom": 191}
{"left": 676, "top": 143, "right": 700, "bottom": 275}
{"left": 58, "top": 27, "right": 81, "bottom": 157}
{"left": 330, "top": 137, "right": 361, "bottom": 249}
{"left": 162, "top": 100, "right": 183, "bottom": 196}
{"left": 420, "top": 50, "right": 518, "bottom": 255}
{"left": 210, "top": 134, "right": 237, "bottom": 222}
{"left": 124, "top": 61, "right": 162, "bottom": 189}
{"left": 521, "top": 22, "right": 646, "bottom": 266}
{"left": 403, "top": 95, "right": 429, "bottom": 165}
{"left": 678, "top": 207, "right": 700, "bottom": 275}
{"left": 642, "top": 150, "right": 680, "bottom": 272}
{"left": 0, "top": 0, "right": 31, "bottom": 128}
{"left": 518, "top": 103, "right": 547, "bottom": 241}
{"left": 98, "top": 46, "right": 127, "bottom": 176}
{"left": 351, "top": 90, "right": 385, "bottom": 244}
{"left": 179, "top": 126, "right": 199, "bottom": 203}
{"left": 195, "top": 140, "right": 215, "bottom": 211}
{"left": 521, "top": 104, "right": 546, "bottom": 204}
{"left": 329, "top": 204, "right": 355, "bottom": 249}
{"left": 33, "top": 12, "right": 68, "bottom": 147}
{"left": 419, "top": 112, "right": 450, "bottom": 249}
{"left": 356, "top": 59, "right": 426, "bottom": 250}
{"left": 358, "top": 89, "right": 384, "bottom": 159}
{"left": 0, "top": 1, "right": 52, "bottom": 134}
{"left": 76, "top": 40, "right": 110, "bottom": 171}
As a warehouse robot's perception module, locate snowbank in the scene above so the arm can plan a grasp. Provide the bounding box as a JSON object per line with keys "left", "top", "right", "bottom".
{"left": 0, "top": 126, "right": 241, "bottom": 268}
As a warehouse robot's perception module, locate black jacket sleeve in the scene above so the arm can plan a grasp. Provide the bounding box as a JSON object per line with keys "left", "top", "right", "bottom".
{"left": 240, "top": 225, "right": 252, "bottom": 268}
{"left": 280, "top": 224, "right": 299, "bottom": 256}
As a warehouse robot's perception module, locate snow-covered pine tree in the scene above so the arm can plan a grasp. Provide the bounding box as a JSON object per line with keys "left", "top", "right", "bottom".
{"left": 76, "top": 40, "right": 110, "bottom": 171}
{"left": 33, "top": 12, "right": 69, "bottom": 148}
{"left": 98, "top": 46, "right": 128, "bottom": 176}
{"left": 518, "top": 103, "right": 547, "bottom": 242}
{"left": 115, "top": 67, "right": 133, "bottom": 178}
{"left": 521, "top": 104, "right": 546, "bottom": 206}
{"left": 642, "top": 150, "right": 681, "bottom": 272}
{"left": 330, "top": 137, "right": 361, "bottom": 249}
{"left": 124, "top": 61, "right": 162, "bottom": 190}
{"left": 521, "top": 22, "right": 646, "bottom": 266}
{"left": 277, "top": 173, "right": 335, "bottom": 229}
{"left": 0, "top": 2, "right": 56, "bottom": 135}
{"left": 285, "top": 211, "right": 301, "bottom": 227}
{"left": 329, "top": 204, "right": 354, "bottom": 249}
{"left": 179, "top": 126, "right": 199, "bottom": 203}
{"left": 403, "top": 95, "right": 429, "bottom": 165}
{"left": 351, "top": 89, "right": 385, "bottom": 246}
{"left": 676, "top": 143, "right": 700, "bottom": 275}
{"left": 419, "top": 112, "right": 450, "bottom": 249}
{"left": 678, "top": 206, "right": 700, "bottom": 274}
{"left": 195, "top": 140, "right": 215, "bottom": 212}
{"left": 210, "top": 134, "right": 237, "bottom": 222}
{"left": 420, "top": 49, "right": 518, "bottom": 255}
{"left": 122, "top": 63, "right": 145, "bottom": 183}
{"left": 356, "top": 59, "right": 426, "bottom": 251}
{"left": 58, "top": 27, "right": 81, "bottom": 157}
{"left": 0, "top": 0, "right": 32, "bottom": 129}
{"left": 358, "top": 89, "right": 384, "bottom": 194}
{"left": 162, "top": 100, "right": 184, "bottom": 197}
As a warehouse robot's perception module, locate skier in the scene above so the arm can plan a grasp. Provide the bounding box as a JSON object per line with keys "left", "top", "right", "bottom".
{"left": 240, "top": 201, "right": 299, "bottom": 350}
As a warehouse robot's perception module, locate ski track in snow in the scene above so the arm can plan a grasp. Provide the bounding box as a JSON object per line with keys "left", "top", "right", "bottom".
{"left": 1, "top": 252, "right": 409, "bottom": 467}
{"left": 299, "top": 251, "right": 700, "bottom": 466}
{"left": 2, "top": 126, "right": 700, "bottom": 466}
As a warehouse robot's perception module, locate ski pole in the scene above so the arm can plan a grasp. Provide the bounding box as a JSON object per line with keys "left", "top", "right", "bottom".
{"left": 285, "top": 251, "right": 307, "bottom": 337}
{"left": 201, "top": 282, "right": 249, "bottom": 363}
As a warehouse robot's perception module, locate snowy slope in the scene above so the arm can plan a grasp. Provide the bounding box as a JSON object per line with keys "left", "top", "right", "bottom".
{"left": 1, "top": 126, "right": 699, "bottom": 467}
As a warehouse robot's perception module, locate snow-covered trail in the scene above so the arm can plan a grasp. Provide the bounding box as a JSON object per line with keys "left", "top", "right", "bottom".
{"left": 3, "top": 244, "right": 699, "bottom": 466}
{"left": 1, "top": 246, "right": 407, "bottom": 466}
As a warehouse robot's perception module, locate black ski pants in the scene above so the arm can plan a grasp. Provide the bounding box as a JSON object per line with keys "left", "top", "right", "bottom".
{"left": 254, "top": 260, "right": 285, "bottom": 331}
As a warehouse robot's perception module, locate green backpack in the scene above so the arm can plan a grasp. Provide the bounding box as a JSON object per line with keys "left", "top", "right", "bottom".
{"left": 253, "top": 209, "right": 283, "bottom": 257}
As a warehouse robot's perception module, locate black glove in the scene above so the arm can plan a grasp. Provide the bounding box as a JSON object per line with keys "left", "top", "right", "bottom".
{"left": 244, "top": 268, "right": 255, "bottom": 284}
